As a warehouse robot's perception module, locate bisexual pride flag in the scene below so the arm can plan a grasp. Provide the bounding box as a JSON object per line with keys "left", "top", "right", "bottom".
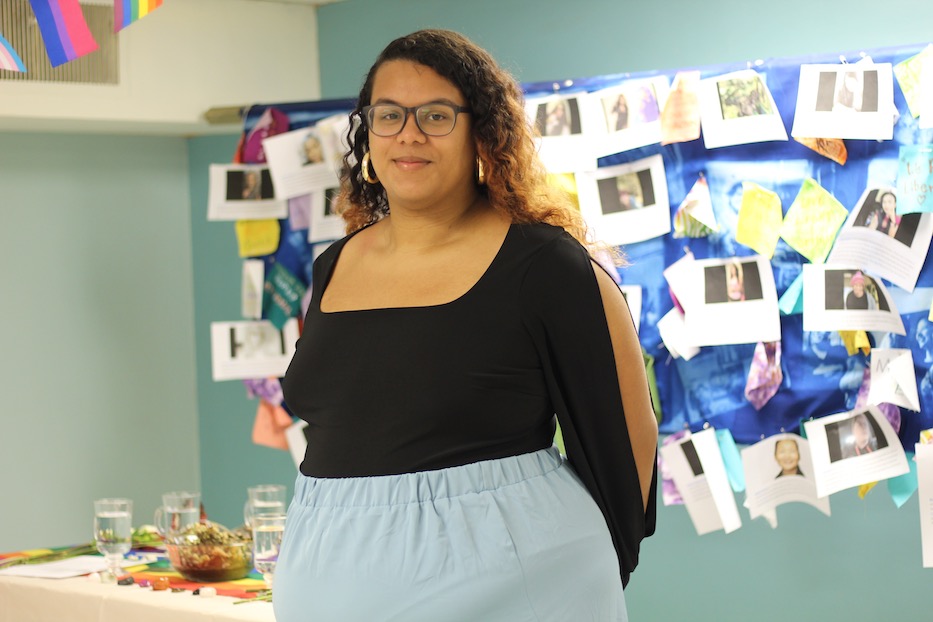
{"left": 114, "top": 0, "right": 164, "bottom": 33}
{"left": 27, "top": 0, "right": 98, "bottom": 68}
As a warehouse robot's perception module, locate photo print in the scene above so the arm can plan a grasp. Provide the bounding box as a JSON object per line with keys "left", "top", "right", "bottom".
{"left": 802, "top": 264, "right": 905, "bottom": 334}
{"left": 309, "top": 186, "right": 347, "bottom": 243}
{"left": 525, "top": 94, "right": 597, "bottom": 173}
{"left": 827, "top": 186, "right": 933, "bottom": 292}
{"left": 576, "top": 154, "right": 670, "bottom": 245}
{"left": 804, "top": 406, "right": 909, "bottom": 498}
{"left": 791, "top": 62, "right": 895, "bottom": 140}
{"left": 262, "top": 126, "right": 342, "bottom": 200}
{"left": 208, "top": 164, "right": 287, "bottom": 221}
{"left": 582, "top": 75, "right": 670, "bottom": 157}
{"left": 682, "top": 256, "right": 781, "bottom": 347}
{"left": 698, "top": 69, "right": 788, "bottom": 149}
{"left": 659, "top": 429, "right": 742, "bottom": 535}
{"left": 210, "top": 318, "right": 300, "bottom": 381}
{"left": 741, "top": 433, "right": 831, "bottom": 525}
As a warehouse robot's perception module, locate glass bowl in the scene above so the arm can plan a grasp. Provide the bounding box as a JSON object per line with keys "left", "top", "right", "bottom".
{"left": 164, "top": 522, "right": 252, "bottom": 582}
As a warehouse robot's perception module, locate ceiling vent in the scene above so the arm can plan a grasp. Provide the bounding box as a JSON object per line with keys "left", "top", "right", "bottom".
{"left": 0, "top": 0, "right": 118, "bottom": 84}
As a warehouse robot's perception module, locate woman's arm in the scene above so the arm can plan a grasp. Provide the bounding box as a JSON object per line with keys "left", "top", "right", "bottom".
{"left": 593, "top": 267, "right": 659, "bottom": 511}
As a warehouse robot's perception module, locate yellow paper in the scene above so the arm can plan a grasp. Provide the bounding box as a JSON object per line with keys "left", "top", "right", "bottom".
{"left": 547, "top": 172, "right": 580, "bottom": 211}
{"left": 858, "top": 482, "right": 878, "bottom": 498}
{"left": 838, "top": 330, "right": 871, "bottom": 355}
{"left": 236, "top": 219, "right": 281, "bottom": 258}
{"left": 779, "top": 178, "right": 848, "bottom": 264}
{"left": 893, "top": 44, "right": 933, "bottom": 118}
{"left": 735, "top": 182, "right": 783, "bottom": 258}
{"left": 920, "top": 428, "right": 933, "bottom": 444}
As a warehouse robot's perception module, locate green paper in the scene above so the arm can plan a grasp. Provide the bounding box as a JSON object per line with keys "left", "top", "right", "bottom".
{"left": 887, "top": 451, "right": 918, "bottom": 508}
{"left": 778, "top": 272, "right": 804, "bottom": 315}
{"left": 262, "top": 262, "right": 307, "bottom": 331}
{"left": 716, "top": 429, "right": 745, "bottom": 493}
{"left": 779, "top": 178, "right": 848, "bottom": 264}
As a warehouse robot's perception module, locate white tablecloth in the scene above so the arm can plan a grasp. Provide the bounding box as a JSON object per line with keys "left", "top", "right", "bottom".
{"left": 0, "top": 575, "right": 275, "bottom": 622}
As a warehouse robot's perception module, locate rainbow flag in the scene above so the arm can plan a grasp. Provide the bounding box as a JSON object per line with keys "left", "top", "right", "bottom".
{"left": 27, "top": 0, "right": 98, "bottom": 68}
{"left": 0, "top": 33, "right": 26, "bottom": 72}
{"left": 114, "top": 0, "right": 164, "bottom": 33}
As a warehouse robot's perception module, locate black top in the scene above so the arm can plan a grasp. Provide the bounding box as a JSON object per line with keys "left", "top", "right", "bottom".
{"left": 282, "top": 221, "right": 657, "bottom": 587}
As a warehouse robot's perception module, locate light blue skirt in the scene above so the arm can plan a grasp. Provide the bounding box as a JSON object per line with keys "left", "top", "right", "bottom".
{"left": 273, "top": 446, "right": 627, "bottom": 622}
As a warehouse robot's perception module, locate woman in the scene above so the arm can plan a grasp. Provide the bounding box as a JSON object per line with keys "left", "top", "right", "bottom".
{"left": 726, "top": 259, "right": 745, "bottom": 302}
{"left": 845, "top": 271, "right": 876, "bottom": 310}
{"left": 275, "top": 29, "right": 658, "bottom": 622}
{"left": 773, "top": 438, "right": 803, "bottom": 478}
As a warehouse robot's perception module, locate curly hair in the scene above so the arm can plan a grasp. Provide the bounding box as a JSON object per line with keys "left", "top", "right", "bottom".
{"left": 338, "top": 29, "right": 591, "bottom": 249}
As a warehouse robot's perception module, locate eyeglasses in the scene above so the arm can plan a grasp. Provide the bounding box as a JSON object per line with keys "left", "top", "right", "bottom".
{"left": 362, "top": 103, "right": 471, "bottom": 137}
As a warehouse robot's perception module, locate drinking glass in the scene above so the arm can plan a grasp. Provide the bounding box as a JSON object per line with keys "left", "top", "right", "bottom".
{"left": 252, "top": 514, "right": 286, "bottom": 589}
{"left": 153, "top": 491, "right": 200, "bottom": 537}
{"left": 243, "top": 484, "right": 286, "bottom": 528}
{"left": 93, "top": 498, "right": 133, "bottom": 578}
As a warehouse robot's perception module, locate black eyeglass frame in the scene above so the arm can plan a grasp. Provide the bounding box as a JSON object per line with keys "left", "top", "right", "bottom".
{"left": 362, "top": 103, "right": 472, "bottom": 137}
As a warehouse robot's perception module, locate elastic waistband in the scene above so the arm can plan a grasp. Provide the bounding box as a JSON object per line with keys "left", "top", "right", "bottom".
{"left": 292, "top": 446, "right": 564, "bottom": 508}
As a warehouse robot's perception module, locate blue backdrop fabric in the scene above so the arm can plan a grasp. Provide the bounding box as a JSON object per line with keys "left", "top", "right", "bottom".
{"left": 242, "top": 43, "right": 933, "bottom": 451}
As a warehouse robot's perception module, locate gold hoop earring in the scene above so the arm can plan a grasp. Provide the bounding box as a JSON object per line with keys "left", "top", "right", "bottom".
{"left": 476, "top": 157, "right": 486, "bottom": 186}
{"left": 362, "top": 152, "right": 379, "bottom": 184}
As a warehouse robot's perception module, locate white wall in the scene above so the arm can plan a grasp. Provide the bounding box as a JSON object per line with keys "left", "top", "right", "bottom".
{"left": 0, "top": 0, "right": 322, "bottom": 135}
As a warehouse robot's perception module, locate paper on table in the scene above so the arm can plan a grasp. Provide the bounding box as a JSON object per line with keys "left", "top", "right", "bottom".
{"left": 0, "top": 555, "right": 107, "bottom": 579}
{"left": 736, "top": 182, "right": 783, "bottom": 258}
{"left": 916, "top": 442, "right": 933, "bottom": 567}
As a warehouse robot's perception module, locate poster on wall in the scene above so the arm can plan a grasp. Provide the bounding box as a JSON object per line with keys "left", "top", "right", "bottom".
{"left": 210, "top": 319, "right": 299, "bottom": 381}
{"left": 802, "top": 264, "right": 906, "bottom": 334}
{"left": 697, "top": 69, "right": 788, "bottom": 149}
{"left": 582, "top": 76, "right": 669, "bottom": 157}
{"left": 208, "top": 164, "right": 287, "bottom": 221}
{"left": 525, "top": 93, "right": 597, "bottom": 172}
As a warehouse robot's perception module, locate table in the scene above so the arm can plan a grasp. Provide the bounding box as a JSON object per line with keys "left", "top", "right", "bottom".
{"left": 0, "top": 575, "right": 276, "bottom": 622}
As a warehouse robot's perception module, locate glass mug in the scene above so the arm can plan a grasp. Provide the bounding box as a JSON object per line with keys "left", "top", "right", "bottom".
{"left": 153, "top": 490, "right": 200, "bottom": 537}
{"left": 243, "top": 484, "right": 286, "bottom": 528}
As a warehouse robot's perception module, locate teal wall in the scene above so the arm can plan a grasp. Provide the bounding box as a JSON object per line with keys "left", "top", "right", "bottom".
{"left": 186, "top": 135, "right": 297, "bottom": 529}
{"left": 310, "top": 1, "right": 933, "bottom": 619}
{"left": 0, "top": 132, "right": 200, "bottom": 551}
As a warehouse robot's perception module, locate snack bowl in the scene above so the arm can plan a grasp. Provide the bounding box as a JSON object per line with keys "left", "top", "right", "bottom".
{"left": 164, "top": 523, "right": 252, "bottom": 582}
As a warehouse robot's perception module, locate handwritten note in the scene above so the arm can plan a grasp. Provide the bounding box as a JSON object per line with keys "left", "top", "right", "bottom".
{"left": 897, "top": 145, "right": 933, "bottom": 214}
{"left": 779, "top": 178, "right": 848, "bottom": 263}
{"left": 236, "top": 219, "right": 281, "bottom": 258}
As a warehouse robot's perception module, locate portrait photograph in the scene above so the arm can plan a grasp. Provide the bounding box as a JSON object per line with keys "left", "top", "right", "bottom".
{"left": 534, "top": 97, "right": 582, "bottom": 137}
{"left": 791, "top": 63, "right": 895, "bottom": 140}
{"left": 596, "top": 169, "right": 653, "bottom": 215}
{"left": 803, "top": 406, "right": 910, "bottom": 498}
{"left": 717, "top": 74, "right": 774, "bottom": 119}
{"left": 822, "top": 269, "right": 889, "bottom": 312}
{"left": 697, "top": 69, "right": 787, "bottom": 149}
{"left": 851, "top": 188, "right": 919, "bottom": 246}
{"left": 824, "top": 411, "right": 889, "bottom": 463}
{"left": 827, "top": 186, "right": 933, "bottom": 292}
{"left": 740, "top": 433, "right": 831, "bottom": 522}
{"left": 577, "top": 154, "right": 671, "bottom": 245}
{"left": 585, "top": 76, "right": 670, "bottom": 157}
{"left": 208, "top": 164, "right": 288, "bottom": 222}
{"left": 703, "top": 258, "right": 764, "bottom": 304}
